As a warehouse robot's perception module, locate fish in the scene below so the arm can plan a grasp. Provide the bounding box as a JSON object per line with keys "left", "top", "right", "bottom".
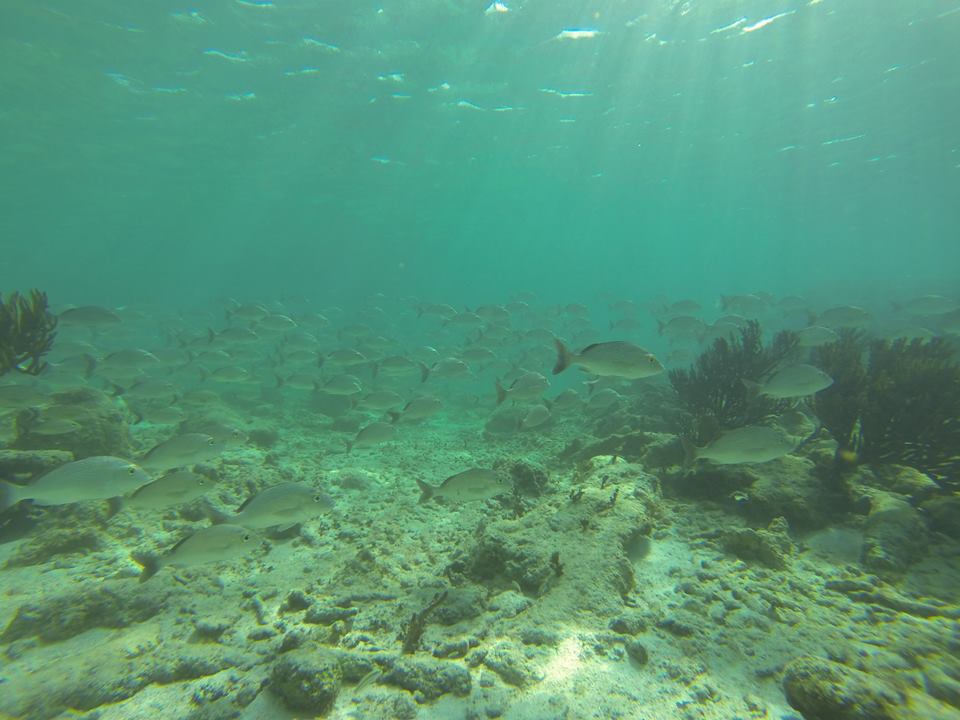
{"left": 223, "top": 482, "right": 334, "bottom": 528}
{"left": 657, "top": 316, "right": 707, "bottom": 340}
{"left": 551, "top": 388, "right": 583, "bottom": 411}
{"left": 140, "top": 433, "right": 226, "bottom": 471}
{"left": 0, "top": 456, "right": 153, "bottom": 509}
{"left": 29, "top": 416, "right": 82, "bottom": 436}
{"left": 375, "top": 355, "right": 422, "bottom": 379}
{"left": 127, "top": 469, "right": 211, "bottom": 509}
{"left": 276, "top": 372, "right": 319, "bottom": 391}
{"left": 745, "top": 364, "right": 833, "bottom": 399}
{"left": 324, "top": 348, "right": 368, "bottom": 367}
{"left": 136, "top": 524, "right": 254, "bottom": 582}
{"left": 895, "top": 295, "right": 959, "bottom": 316}
{"left": 586, "top": 387, "right": 622, "bottom": 411}
{"left": 346, "top": 422, "right": 396, "bottom": 452}
{"left": 100, "top": 349, "right": 161, "bottom": 371}
{"left": 209, "top": 365, "right": 252, "bottom": 383}
{"left": 519, "top": 404, "right": 551, "bottom": 429}
{"left": 59, "top": 305, "right": 121, "bottom": 326}
{"left": 258, "top": 313, "right": 298, "bottom": 331}
{"left": 817, "top": 305, "right": 871, "bottom": 328}
{"left": 226, "top": 302, "right": 269, "bottom": 321}
{"left": 0, "top": 383, "right": 51, "bottom": 409}
{"left": 797, "top": 325, "right": 839, "bottom": 348}
{"left": 357, "top": 389, "right": 405, "bottom": 411}
{"left": 719, "top": 294, "right": 768, "bottom": 316}
{"left": 415, "top": 468, "right": 508, "bottom": 503}
{"left": 684, "top": 425, "right": 796, "bottom": 465}
{"left": 119, "top": 379, "right": 180, "bottom": 402}
{"left": 553, "top": 340, "right": 664, "bottom": 379}
{"left": 422, "top": 357, "right": 470, "bottom": 381}
{"left": 495, "top": 371, "right": 550, "bottom": 405}
{"left": 321, "top": 374, "right": 363, "bottom": 396}
{"left": 389, "top": 396, "right": 443, "bottom": 423}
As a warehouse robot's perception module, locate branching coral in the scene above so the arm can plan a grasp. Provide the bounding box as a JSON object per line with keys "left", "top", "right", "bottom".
{"left": 814, "top": 335, "right": 960, "bottom": 486}
{"left": 0, "top": 290, "right": 58, "bottom": 377}
{"left": 668, "top": 320, "right": 799, "bottom": 442}
{"left": 809, "top": 329, "right": 868, "bottom": 451}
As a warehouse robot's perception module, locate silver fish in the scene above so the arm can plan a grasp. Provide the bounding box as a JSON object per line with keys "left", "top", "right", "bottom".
{"left": 797, "top": 325, "right": 839, "bottom": 348}
{"left": 817, "top": 305, "right": 870, "bottom": 328}
{"left": 747, "top": 364, "right": 833, "bottom": 399}
{"left": 519, "top": 404, "right": 551, "bottom": 430}
{"left": 553, "top": 340, "right": 663, "bottom": 379}
{"left": 0, "top": 456, "right": 152, "bottom": 508}
{"left": 389, "top": 396, "right": 443, "bottom": 423}
{"left": 228, "top": 482, "right": 334, "bottom": 528}
{"left": 127, "top": 469, "right": 211, "bottom": 510}
{"left": 346, "top": 422, "right": 396, "bottom": 453}
{"left": 686, "top": 425, "right": 796, "bottom": 465}
{"left": 415, "top": 468, "right": 508, "bottom": 504}
{"left": 59, "top": 305, "right": 121, "bottom": 326}
{"left": 137, "top": 524, "right": 254, "bottom": 582}
{"left": 141, "top": 433, "right": 225, "bottom": 471}
{"left": 495, "top": 371, "right": 550, "bottom": 405}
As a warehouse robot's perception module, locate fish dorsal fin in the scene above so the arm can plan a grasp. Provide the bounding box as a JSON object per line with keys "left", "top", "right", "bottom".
{"left": 236, "top": 494, "right": 257, "bottom": 513}
{"left": 579, "top": 343, "right": 602, "bottom": 353}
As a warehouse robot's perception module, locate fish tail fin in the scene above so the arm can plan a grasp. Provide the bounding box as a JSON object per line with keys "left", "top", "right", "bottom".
{"left": 275, "top": 374, "right": 285, "bottom": 388}
{"left": 133, "top": 553, "right": 160, "bottom": 583}
{"left": 419, "top": 362, "right": 430, "bottom": 383}
{"left": 414, "top": 478, "right": 433, "bottom": 504}
{"left": 552, "top": 340, "right": 573, "bottom": 375}
{"left": 0, "top": 481, "right": 22, "bottom": 512}
{"left": 495, "top": 379, "right": 507, "bottom": 406}
{"left": 203, "top": 501, "right": 232, "bottom": 525}
{"left": 207, "top": 327, "right": 216, "bottom": 343}
{"left": 680, "top": 437, "right": 698, "bottom": 468}
{"left": 83, "top": 353, "right": 98, "bottom": 378}
{"left": 345, "top": 440, "right": 353, "bottom": 454}
{"left": 657, "top": 320, "right": 665, "bottom": 336}
{"left": 741, "top": 378, "right": 762, "bottom": 397}
{"left": 387, "top": 411, "right": 401, "bottom": 424}
{"left": 371, "top": 363, "right": 380, "bottom": 380}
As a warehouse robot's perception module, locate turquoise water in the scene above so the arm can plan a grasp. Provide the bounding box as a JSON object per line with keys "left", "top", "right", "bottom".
{"left": 2, "top": 0, "right": 958, "bottom": 305}
{"left": 2, "top": 2, "right": 960, "bottom": 720}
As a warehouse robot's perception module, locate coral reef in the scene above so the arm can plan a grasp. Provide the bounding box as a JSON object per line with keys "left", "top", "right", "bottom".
{"left": 814, "top": 336, "right": 960, "bottom": 487}
{"left": 809, "top": 329, "right": 868, "bottom": 452}
{"left": 0, "top": 289, "right": 57, "bottom": 376}
{"left": 668, "top": 320, "right": 798, "bottom": 442}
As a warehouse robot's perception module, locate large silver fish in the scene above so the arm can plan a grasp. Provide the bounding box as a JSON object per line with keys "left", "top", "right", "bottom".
{"left": 553, "top": 340, "right": 663, "bottom": 379}
{"left": 746, "top": 364, "right": 833, "bottom": 399}
{"left": 224, "top": 482, "right": 335, "bottom": 529}
{"left": 415, "top": 468, "right": 509, "bottom": 504}
{"left": 136, "top": 524, "right": 254, "bottom": 582}
{"left": 140, "top": 433, "right": 225, "bottom": 471}
{"left": 685, "top": 425, "right": 796, "bottom": 465}
{"left": 0, "top": 456, "right": 152, "bottom": 508}
{"left": 127, "top": 469, "right": 211, "bottom": 510}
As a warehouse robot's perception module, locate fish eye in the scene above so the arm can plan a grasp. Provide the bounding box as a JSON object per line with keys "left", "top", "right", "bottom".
{"left": 127, "top": 466, "right": 136, "bottom": 475}
{"left": 243, "top": 533, "right": 251, "bottom": 541}
{"left": 313, "top": 494, "right": 322, "bottom": 502}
